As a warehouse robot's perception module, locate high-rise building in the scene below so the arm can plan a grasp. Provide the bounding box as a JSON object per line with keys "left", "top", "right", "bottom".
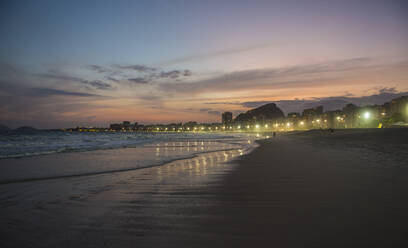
{"left": 122, "top": 121, "right": 131, "bottom": 130}
{"left": 222, "top": 112, "right": 233, "bottom": 125}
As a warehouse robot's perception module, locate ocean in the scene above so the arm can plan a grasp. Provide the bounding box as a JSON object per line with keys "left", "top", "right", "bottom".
{"left": 0, "top": 131, "right": 260, "bottom": 183}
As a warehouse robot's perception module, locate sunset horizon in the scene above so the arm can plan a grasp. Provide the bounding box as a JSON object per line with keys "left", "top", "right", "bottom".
{"left": 1, "top": 0, "right": 407, "bottom": 128}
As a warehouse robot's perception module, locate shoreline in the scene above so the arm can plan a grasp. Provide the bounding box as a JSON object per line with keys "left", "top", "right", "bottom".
{"left": 0, "top": 136, "right": 256, "bottom": 184}
{"left": 1, "top": 128, "right": 407, "bottom": 247}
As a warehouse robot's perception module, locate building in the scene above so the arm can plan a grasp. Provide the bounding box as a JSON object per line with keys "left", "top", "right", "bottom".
{"left": 109, "top": 123, "right": 121, "bottom": 131}
{"left": 342, "top": 104, "right": 358, "bottom": 128}
{"left": 122, "top": 121, "right": 131, "bottom": 129}
{"left": 390, "top": 96, "right": 408, "bottom": 122}
{"left": 222, "top": 112, "right": 233, "bottom": 125}
{"left": 302, "top": 106, "right": 323, "bottom": 127}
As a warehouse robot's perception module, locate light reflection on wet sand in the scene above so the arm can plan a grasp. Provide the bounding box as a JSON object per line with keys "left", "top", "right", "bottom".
{"left": 0, "top": 139, "right": 252, "bottom": 183}
{"left": 0, "top": 145, "right": 253, "bottom": 247}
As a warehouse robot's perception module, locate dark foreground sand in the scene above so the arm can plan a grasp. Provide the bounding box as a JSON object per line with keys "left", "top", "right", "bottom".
{"left": 135, "top": 128, "right": 408, "bottom": 247}
{"left": 1, "top": 128, "right": 408, "bottom": 247}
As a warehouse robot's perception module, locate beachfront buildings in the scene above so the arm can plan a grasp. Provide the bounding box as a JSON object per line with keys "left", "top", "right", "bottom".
{"left": 222, "top": 112, "right": 233, "bottom": 125}
{"left": 389, "top": 96, "right": 408, "bottom": 122}
{"left": 70, "top": 95, "right": 408, "bottom": 133}
{"left": 109, "top": 121, "right": 139, "bottom": 131}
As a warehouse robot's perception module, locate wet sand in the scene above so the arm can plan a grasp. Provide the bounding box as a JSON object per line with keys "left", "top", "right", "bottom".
{"left": 196, "top": 128, "right": 408, "bottom": 247}
{"left": 1, "top": 129, "right": 408, "bottom": 247}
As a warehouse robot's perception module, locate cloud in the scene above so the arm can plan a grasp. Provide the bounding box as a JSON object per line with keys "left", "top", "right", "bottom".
{"left": 113, "top": 64, "right": 157, "bottom": 73}
{"left": 159, "top": 43, "right": 273, "bottom": 66}
{"left": 183, "top": 70, "right": 192, "bottom": 76}
{"left": 378, "top": 87, "right": 398, "bottom": 94}
{"left": 84, "top": 63, "right": 193, "bottom": 85}
{"left": 125, "top": 68, "right": 193, "bottom": 85}
{"left": 29, "top": 88, "right": 101, "bottom": 97}
{"left": 86, "top": 65, "right": 107, "bottom": 73}
{"left": 158, "top": 57, "right": 383, "bottom": 95}
{"left": 106, "top": 76, "right": 120, "bottom": 82}
{"left": 82, "top": 80, "right": 112, "bottom": 90}
{"left": 41, "top": 71, "right": 113, "bottom": 90}
{"left": 0, "top": 79, "right": 101, "bottom": 98}
{"left": 158, "top": 70, "right": 182, "bottom": 79}
{"left": 128, "top": 77, "right": 150, "bottom": 84}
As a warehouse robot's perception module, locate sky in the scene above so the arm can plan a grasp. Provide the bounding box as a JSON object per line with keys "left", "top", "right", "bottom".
{"left": 0, "top": 0, "right": 407, "bottom": 128}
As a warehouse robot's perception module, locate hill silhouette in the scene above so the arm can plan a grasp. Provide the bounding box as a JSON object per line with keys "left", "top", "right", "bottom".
{"left": 235, "top": 103, "right": 285, "bottom": 122}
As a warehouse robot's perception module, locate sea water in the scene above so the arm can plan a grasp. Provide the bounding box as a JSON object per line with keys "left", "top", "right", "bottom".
{"left": 0, "top": 131, "right": 259, "bottom": 183}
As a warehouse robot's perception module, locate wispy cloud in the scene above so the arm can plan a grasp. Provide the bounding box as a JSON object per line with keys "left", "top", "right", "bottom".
{"left": 41, "top": 70, "right": 113, "bottom": 90}
{"left": 82, "top": 80, "right": 112, "bottom": 90}
{"left": 86, "top": 65, "right": 108, "bottom": 73}
{"left": 29, "top": 87, "right": 101, "bottom": 97}
{"left": 112, "top": 64, "right": 157, "bottom": 73}
{"left": 126, "top": 69, "right": 192, "bottom": 85}
{"left": 128, "top": 77, "right": 150, "bottom": 84}
{"left": 159, "top": 43, "right": 273, "bottom": 66}
{"left": 85, "top": 64, "right": 193, "bottom": 85}
{"left": 159, "top": 57, "right": 381, "bottom": 95}
{"left": 106, "top": 76, "right": 120, "bottom": 82}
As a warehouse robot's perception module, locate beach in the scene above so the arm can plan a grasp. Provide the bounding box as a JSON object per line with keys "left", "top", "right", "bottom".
{"left": 1, "top": 129, "right": 408, "bottom": 247}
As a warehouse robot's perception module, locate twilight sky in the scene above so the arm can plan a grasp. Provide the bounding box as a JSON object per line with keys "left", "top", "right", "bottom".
{"left": 1, "top": 0, "right": 407, "bottom": 128}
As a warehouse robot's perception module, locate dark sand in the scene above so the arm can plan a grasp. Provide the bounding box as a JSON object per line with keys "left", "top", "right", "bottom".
{"left": 134, "top": 128, "right": 408, "bottom": 247}
{"left": 1, "top": 129, "right": 408, "bottom": 247}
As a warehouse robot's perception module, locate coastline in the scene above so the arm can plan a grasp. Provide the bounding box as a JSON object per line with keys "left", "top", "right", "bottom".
{"left": 0, "top": 138, "right": 254, "bottom": 247}
{"left": 0, "top": 136, "right": 255, "bottom": 184}
{"left": 1, "top": 129, "right": 407, "bottom": 247}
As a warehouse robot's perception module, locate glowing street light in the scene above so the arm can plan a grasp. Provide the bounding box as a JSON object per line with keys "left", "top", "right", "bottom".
{"left": 264, "top": 124, "right": 268, "bottom": 128}
{"left": 255, "top": 124, "right": 260, "bottom": 129}
{"left": 300, "top": 121, "right": 304, "bottom": 125}
{"left": 237, "top": 125, "right": 241, "bottom": 129}
{"left": 363, "top": 112, "right": 371, "bottom": 119}
{"left": 286, "top": 122, "right": 291, "bottom": 127}
{"left": 246, "top": 125, "right": 250, "bottom": 129}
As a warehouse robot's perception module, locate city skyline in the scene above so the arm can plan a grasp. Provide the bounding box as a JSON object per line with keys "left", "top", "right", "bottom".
{"left": 1, "top": 0, "right": 408, "bottom": 128}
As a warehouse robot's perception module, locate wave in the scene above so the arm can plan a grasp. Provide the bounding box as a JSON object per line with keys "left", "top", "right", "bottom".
{"left": 0, "top": 131, "right": 241, "bottom": 159}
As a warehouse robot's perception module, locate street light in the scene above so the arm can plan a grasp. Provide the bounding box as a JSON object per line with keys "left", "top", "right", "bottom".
{"left": 363, "top": 112, "right": 371, "bottom": 119}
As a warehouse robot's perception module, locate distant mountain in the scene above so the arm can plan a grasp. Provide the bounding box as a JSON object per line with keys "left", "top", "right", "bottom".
{"left": 235, "top": 103, "right": 285, "bottom": 122}
{"left": 0, "top": 124, "right": 11, "bottom": 133}
{"left": 14, "top": 126, "right": 38, "bottom": 133}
